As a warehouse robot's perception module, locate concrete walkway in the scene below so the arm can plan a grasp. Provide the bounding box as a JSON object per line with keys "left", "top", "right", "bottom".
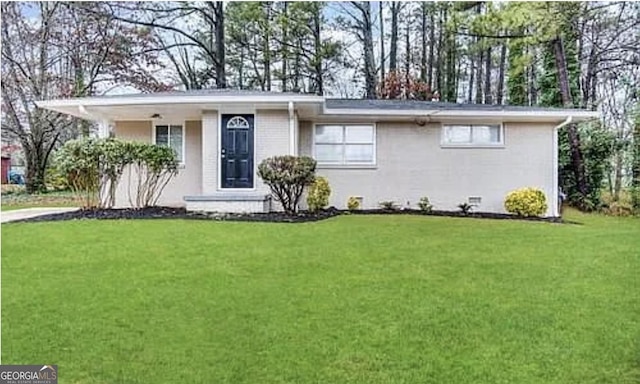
{"left": 1, "top": 207, "right": 80, "bottom": 223}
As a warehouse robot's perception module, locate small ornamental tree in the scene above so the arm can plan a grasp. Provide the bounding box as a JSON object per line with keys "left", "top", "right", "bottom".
{"left": 258, "top": 155, "right": 316, "bottom": 214}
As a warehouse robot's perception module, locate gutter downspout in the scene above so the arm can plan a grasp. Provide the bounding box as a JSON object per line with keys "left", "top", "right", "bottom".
{"left": 288, "top": 101, "right": 295, "bottom": 155}
{"left": 553, "top": 116, "right": 573, "bottom": 217}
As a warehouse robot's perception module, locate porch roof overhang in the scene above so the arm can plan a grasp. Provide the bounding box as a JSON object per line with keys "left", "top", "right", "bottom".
{"left": 35, "top": 91, "right": 600, "bottom": 124}
{"left": 35, "top": 93, "right": 325, "bottom": 121}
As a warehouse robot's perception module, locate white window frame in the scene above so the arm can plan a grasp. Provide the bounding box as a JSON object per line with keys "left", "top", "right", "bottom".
{"left": 152, "top": 121, "right": 186, "bottom": 165}
{"left": 440, "top": 123, "right": 505, "bottom": 148}
{"left": 312, "top": 123, "right": 377, "bottom": 166}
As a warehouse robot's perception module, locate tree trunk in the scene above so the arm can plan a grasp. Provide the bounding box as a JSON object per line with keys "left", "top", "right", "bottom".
{"left": 389, "top": 2, "right": 399, "bottom": 72}
{"left": 475, "top": 48, "right": 484, "bottom": 104}
{"left": 427, "top": 5, "right": 435, "bottom": 90}
{"left": 313, "top": 7, "right": 323, "bottom": 95}
{"left": 496, "top": 42, "right": 507, "bottom": 104}
{"left": 528, "top": 45, "right": 537, "bottom": 105}
{"left": 380, "top": 2, "right": 385, "bottom": 87}
{"left": 484, "top": 45, "right": 492, "bottom": 104}
{"left": 467, "top": 57, "right": 475, "bottom": 103}
{"left": 363, "top": 7, "right": 376, "bottom": 99}
{"left": 613, "top": 152, "right": 623, "bottom": 201}
{"left": 436, "top": 7, "right": 444, "bottom": 97}
{"left": 420, "top": 2, "right": 427, "bottom": 82}
{"left": 282, "top": 2, "right": 289, "bottom": 92}
{"left": 553, "top": 36, "right": 589, "bottom": 207}
{"left": 214, "top": 1, "right": 226, "bottom": 88}
{"left": 632, "top": 113, "right": 640, "bottom": 210}
{"left": 404, "top": 21, "right": 410, "bottom": 77}
{"left": 293, "top": 39, "right": 301, "bottom": 92}
{"left": 263, "top": 3, "right": 272, "bottom": 91}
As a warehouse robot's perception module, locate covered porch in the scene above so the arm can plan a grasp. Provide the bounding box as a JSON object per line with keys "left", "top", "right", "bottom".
{"left": 37, "top": 91, "right": 325, "bottom": 212}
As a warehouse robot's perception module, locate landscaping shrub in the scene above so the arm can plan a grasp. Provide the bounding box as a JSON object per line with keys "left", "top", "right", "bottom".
{"left": 631, "top": 186, "right": 640, "bottom": 213}
{"left": 602, "top": 201, "right": 634, "bottom": 217}
{"left": 56, "top": 138, "right": 179, "bottom": 209}
{"left": 458, "top": 202, "right": 474, "bottom": 215}
{"left": 504, "top": 187, "right": 548, "bottom": 217}
{"left": 55, "top": 138, "right": 102, "bottom": 208}
{"left": 258, "top": 155, "right": 316, "bottom": 214}
{"left": 126, "top": 142, "right": 179, "bottom": 208}
{"left": 418, "top": 196, "right": 433, "bottom": 212}
{"left": 379, "top": 200, "right": 399, "bottom": 210}
{"left": 347, "top": 196, "right": 361, "bottom": 211}
{"left": 307, "top": 176, "right": 331, "bottom": 212}
{"left": 45, "top": 158, "right": 70, "bottom": 192}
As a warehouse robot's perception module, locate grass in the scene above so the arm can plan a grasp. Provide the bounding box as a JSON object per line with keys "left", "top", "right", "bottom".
{"left": 1, "top": 190, "right": 78, "bottom": 211}
{"left": 2, "top": 210, "right": 639, "bottom": 383}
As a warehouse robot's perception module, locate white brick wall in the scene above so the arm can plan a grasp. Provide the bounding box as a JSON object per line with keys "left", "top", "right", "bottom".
{"left": 254, "top": 109, "right": 291, "bottom": 194}
{"left": 299, "top": 121, "right": 556, "bottom": 216}
{"left": 114, "top": 120, "right": 202, "bottom": 207}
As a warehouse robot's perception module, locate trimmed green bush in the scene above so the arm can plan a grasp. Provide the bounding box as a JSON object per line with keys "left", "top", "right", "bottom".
{"left": 504, "top": 187, "right": 548, "bottom": 217}
{"left": 418, "top": 196, "right": 433, "bottom": 212}
{"left": 258, "top": 155, "right": 316, "bottom": 214}
{"left": 307, "top": 176, "right": 331, "bottom": 212}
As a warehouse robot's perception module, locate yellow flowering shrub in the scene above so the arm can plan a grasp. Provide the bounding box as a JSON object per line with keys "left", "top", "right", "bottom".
{"left": 347, "top": 196, "right": 361, "bottom": 211}
{"left": 307, "top": 176, "right": 331, "bottom": 212}
{"left": 504, "top": 187, "right": 548, "bottom": 217}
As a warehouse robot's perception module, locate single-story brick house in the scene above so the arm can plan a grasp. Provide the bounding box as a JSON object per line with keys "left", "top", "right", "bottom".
{"left": 37, "top": 90, "right": 598, "bottom": 217}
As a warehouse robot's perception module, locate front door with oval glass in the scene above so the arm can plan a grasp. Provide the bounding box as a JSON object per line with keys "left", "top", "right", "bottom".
{"left": 221, "top": 114, "right": 254, "bottom": 189}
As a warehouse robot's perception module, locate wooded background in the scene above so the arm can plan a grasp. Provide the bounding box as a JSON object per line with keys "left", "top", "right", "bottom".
{"left": 1, "top": 1, "right": 639, "bottom": 211}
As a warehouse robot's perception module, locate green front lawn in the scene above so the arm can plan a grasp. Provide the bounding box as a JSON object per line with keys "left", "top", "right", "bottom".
{"left": 2, "top": 211, "right": 639, "bottom": 383}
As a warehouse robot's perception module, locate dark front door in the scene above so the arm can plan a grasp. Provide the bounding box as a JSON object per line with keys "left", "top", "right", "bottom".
{"left": 221, "top": 114, "right": 254, "bottom": 189}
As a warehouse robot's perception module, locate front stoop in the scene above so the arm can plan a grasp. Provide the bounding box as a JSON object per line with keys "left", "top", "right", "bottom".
{"left": 184, "top": 194, "right": 272, "bottom": 213}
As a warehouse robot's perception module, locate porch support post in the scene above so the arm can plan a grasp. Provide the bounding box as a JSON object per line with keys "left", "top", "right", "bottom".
{"left": 202, "top": 111, "right": 219, "bottom": 195}
{"left": 288, "top": 101, "right": 296, "bottom": 155}
{"left": 98, "top": 119, "right": 112, "bottom": 138}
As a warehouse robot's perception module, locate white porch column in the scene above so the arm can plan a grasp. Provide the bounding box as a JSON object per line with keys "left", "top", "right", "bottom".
{"left": 97, "top": 119, "right": 112, "bottom": 138}
{"left": 201, "top": 111, "right": 219, "bottom": 195}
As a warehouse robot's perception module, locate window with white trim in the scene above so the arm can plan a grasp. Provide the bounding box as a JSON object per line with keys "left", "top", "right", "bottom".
{"left": 314, "top": 124, "right": 375, "bottom": 165}
{"left": 442, "top": 124, "right": 503, "bottom": 146}
{"left": 154, "top": 124, "right": 184, "bottom": 162}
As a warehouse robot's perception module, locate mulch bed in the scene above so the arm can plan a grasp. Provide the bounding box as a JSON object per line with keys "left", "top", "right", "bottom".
{"left": 350, "top": 209, "right": 566, "bottom": 223}
{"left": 12, "top": 206, "right": 342, "bottom": 224}
{"left": 11, "top": 206, "right": 568, "bottom": 224}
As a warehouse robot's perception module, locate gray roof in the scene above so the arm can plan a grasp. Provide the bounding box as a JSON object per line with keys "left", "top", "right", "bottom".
{"left": 44, "top": 88, "right": 594, "bottom": 114}
{"left": 325, "top": 98, "right": 591, "bottom": 113}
